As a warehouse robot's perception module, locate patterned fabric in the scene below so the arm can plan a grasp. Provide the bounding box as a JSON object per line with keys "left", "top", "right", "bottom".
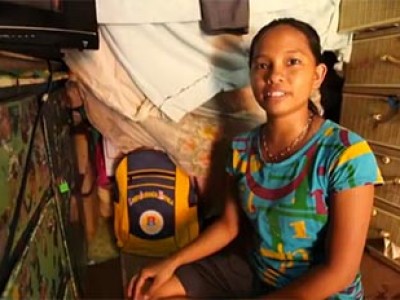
{"left": 226, "top": 120, "right": 383, "bottom": 299}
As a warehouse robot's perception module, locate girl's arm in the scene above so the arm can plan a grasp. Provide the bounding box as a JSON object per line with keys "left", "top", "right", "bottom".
{"left": 262, "top": 184, "right": 374, "bottom": 300}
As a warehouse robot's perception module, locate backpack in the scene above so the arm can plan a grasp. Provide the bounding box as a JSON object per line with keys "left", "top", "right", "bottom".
{"left": 114, "top": 148, "right": 200, "bottom": 257}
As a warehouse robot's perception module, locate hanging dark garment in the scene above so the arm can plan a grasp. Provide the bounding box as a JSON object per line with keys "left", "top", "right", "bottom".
{"left": 199, "top": 0, "right": 249, "bottom": 35}
{"left": 320, "top": 51, "right": 344, "bottom": 123}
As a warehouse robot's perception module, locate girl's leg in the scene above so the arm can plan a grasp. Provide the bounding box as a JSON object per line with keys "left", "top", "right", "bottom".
{"left": 174, "top": 248, "right": 256, "bottom": 298}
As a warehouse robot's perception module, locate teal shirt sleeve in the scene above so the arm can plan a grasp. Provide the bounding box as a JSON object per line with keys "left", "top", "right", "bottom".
{"left": 329, "top": 136, "right": 383, "bottom": 192}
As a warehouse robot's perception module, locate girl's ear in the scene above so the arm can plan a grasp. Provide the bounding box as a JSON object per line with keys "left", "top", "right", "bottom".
{"left": 312, "top": 63, "right": 327, "bottom": 89}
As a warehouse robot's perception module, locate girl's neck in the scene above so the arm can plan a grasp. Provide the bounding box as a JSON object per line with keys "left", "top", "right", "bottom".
{"left": 261, "top": 109, "right": 324, "bottom": 163}
{"left": 264, "top": 110, "right": 312, "bottom": 145}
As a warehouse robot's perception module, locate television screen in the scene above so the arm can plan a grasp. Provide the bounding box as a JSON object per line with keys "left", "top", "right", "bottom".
{"left": 0, "top": 0, "right": 99, "bottom": 58}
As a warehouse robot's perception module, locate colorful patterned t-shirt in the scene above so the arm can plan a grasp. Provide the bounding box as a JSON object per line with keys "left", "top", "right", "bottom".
{"left": 226, "top": 120, "right": 383, "bottom": 299}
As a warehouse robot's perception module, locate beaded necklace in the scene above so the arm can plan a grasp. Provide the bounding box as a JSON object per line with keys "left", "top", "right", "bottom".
{"left": 262, "top": 113, "right": 314, "bottom": 162}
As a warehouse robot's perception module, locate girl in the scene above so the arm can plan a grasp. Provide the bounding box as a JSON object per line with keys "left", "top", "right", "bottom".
{"left": 128, "top": 18, "right": 383, "bottom": 299}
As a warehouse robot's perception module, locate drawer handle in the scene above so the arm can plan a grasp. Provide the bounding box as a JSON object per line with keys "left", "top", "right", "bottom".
{"left": 371, "top": 96, "right": 400, "bottom": 125}
{"left": 377, "top": 155, "right": 391, "bottom": 165}
{"left": 372, "top": 113, "right": 383, "bottom": 121}
{"left": 383, "top": 176, "right": 400, "bottom": 185}
{"left": 380, "top": 54, "right": 400, "bottom": 66}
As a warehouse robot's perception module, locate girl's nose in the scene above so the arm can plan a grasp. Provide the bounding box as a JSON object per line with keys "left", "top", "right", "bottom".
{"left": 265, "top": 66, "right": 284, "bottom": 84}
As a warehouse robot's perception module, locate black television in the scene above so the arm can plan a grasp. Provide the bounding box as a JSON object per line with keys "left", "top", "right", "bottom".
{"left": 0, "top": 0, "right": 99, "bottom": 58}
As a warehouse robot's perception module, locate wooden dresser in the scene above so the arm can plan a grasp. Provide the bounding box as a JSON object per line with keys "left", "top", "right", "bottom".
{"left": 339, "top": 0, "right": 400, "bottom": 273}
{"left": 0, "top": 54, "right": 85, "bottom": 298}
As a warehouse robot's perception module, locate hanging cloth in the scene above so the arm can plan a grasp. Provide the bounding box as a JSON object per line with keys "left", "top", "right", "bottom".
{"left": 199, "top": 0, "right": 249, "bottom": 35}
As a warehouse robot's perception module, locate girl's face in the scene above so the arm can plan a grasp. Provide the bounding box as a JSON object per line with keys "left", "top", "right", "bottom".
{"left": 250, "top": 25, "right": 326, "bottom": 117}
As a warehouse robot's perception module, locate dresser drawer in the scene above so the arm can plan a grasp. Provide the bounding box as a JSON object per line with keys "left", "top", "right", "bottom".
{"left": 370, "top": 207, "right": 400, "bottom": 247}
{"left": 339, "top": 0, "right": 400, "bottom": 32}
{"left": 341, "top": 93, "right": 400, "bottom": 145}
{"left": 1, "top": 199, "right": 70, "bottom": 299}
{"left": 344, "top": 33, "right": 400, "bottom": 88}
{"left": 370, "top": 142, "right": 400, "bottom": 211}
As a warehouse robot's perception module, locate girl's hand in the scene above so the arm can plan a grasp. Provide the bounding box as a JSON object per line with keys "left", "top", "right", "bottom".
{"left": 127, "top": 258, "right": 178, "bottom": 300}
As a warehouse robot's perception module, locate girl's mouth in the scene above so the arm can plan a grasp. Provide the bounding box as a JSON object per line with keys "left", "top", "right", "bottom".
{"left": 263, "top": 90, "right": 288, "bottom": 100}
{"left": 266, "top": 91, "right": 286, "bottom": 97}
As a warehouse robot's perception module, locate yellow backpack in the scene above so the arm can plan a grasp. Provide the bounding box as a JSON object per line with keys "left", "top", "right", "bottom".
{"left": 114, "top": 149, "right": 200, "bottom": 257}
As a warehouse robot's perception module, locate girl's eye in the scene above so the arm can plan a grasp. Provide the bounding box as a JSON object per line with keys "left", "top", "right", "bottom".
{"left": 288, "top": 58, "right": 301, "bottom": 66}
{"left": 254, "top": 62, "right": 269, "bottom": 70}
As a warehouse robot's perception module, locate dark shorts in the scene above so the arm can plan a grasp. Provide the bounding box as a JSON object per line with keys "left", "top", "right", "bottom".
{"left": 175, "top": 246, "right": 270, "bottom": 298}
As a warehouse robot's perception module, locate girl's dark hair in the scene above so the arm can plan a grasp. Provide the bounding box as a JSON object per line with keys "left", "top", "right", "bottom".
{"left": 248, "top": 18, "right": 323, "bottom": 67}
